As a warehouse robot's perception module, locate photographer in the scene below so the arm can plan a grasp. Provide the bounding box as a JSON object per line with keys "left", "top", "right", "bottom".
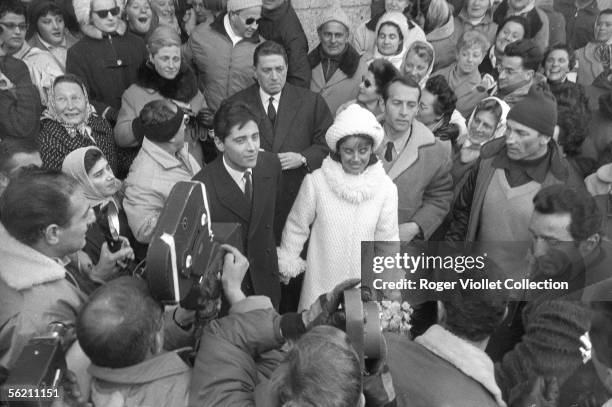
{"left": 0, "top": 168, "right": 131, "bottom": 370}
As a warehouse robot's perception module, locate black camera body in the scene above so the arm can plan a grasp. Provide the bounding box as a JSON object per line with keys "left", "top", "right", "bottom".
{"left": 343, "top": 289, "right": 384, "bottom": 370}
{"left": 95, "top": 200, "right": 123, "bottom": 253}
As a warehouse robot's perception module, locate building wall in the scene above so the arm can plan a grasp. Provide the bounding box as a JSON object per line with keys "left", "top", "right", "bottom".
{"left": 292, "top": 0, "right": 371, "bottom": 51}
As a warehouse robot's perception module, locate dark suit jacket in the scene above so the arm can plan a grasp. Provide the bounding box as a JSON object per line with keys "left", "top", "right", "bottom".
{"left": 227, "top": 83, "right": 332, "bottom": 240}
{"left": 192, "top": 152, "right": 281, "bottom": 308}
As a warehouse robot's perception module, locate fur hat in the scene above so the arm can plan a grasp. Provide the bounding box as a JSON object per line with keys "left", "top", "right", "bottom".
{"left": 73, "top": 0, "right": 125, "bottom": 26}
{"left": 227, "top": 0, "right": 262, "bottom": 12}
{"left": 325, "top": 103, "right": 384, "bottom": 152}
{"left": 318, "top": 4, "right": 351, "bottom": 32}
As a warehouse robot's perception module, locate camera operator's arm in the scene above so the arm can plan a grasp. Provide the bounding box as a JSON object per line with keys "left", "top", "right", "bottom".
{"left": 90, "top": 240, "right": 134, "bottom": 283}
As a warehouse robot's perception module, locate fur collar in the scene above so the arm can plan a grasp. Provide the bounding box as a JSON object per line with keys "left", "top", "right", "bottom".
{"left": 136, "top": 62, "right": 198, "bottom": 103}
{"left": 308, "top": 43, "right": 361, "bottom": 78}
{"left": 415, "top": 325, "right": 507, "bottom": 407}
{"left": 320, "top": 157, "right": 390, "bottom": 204}
{"left": 0, "top": 224, "right": 66, "bottom": 291}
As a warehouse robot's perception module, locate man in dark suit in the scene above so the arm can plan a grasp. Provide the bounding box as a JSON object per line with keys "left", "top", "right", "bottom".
{"left": 226, "top": 40, "right": 332, "bottom": 241}
{"left": 193, "top": 100, "right": 282, "bottom": 309}
{"left": 226, "top": 40, "right": 332, "bottom": 312}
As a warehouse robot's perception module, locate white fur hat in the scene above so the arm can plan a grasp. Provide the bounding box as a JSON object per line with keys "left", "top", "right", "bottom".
{"left": 227, "top": 0, "right": 263, "bottom": 12}
{"left": 325, "top": 103, "right": 384, "bottom": 152}
{"left": 73, "top": 0, "right": 125, "bottom": 26}
{"left": 318, "top": 4, "right": 351, "bottom": 32}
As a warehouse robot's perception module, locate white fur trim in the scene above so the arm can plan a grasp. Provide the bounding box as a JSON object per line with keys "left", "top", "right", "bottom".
{"left": 277, "top": 247, "right": 306, "bottom": 279}
{"left": 321, "top": 157, "right": 390, "bottom": 204}
{"left": 325, "top": 103, "right": 384, "bottom": 152}
{"left": 73, "top": 0, "right": 125, "bottom": 27}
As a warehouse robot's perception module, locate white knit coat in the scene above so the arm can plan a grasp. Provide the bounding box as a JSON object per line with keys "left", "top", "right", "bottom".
{"left": 278, "top": 157, "right": 399, "bottom": 311}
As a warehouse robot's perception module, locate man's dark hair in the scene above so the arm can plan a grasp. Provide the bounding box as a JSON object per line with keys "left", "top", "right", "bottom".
{"left": 382, "top": 74, "right": 421, "bottom": 102}
{"left": 504, "top": 39, "right": 543, "bottom": 72}
{"left": 443, "top": 291, "right": 507, "bottom": 342}
{"left": 0, "top": 138, "right": 39, "bottom": 174}
{"left": 84, "top": 148, "right": 104, "bottom": 174}
{"left": 368, "top": 58, "right": 399, "bottom": 96}
{"left": 496, "top": 15, "right": 530, "bottom": 38}
{"left": 139, "top": 99, "right": 177, "bottom": 125}
{"left": 0, "top": 167, "right": 78, "bottom": 245}
{"left": 26, "top": 1, "right": 65, "bottom": 39}
{"left": 77, "top": 277, "right": 164, "bottom": 368}
{"left": 424, "top": 75, "right": 457, "bottom": 121}
{"left": 253, "top": 40, "right": 288, "bottom": 67}
{"left": 213, "top": 100, "right": 259, "bottom": 142}
{"left": 0, "top": 0, "right": 26, "bottom": 20}
{"left": 270, "top": 326, "right": 361, "bottom": 407}
{"left": 598, "top": 8, "right": 612, "bottom": 20}
{"left": 541, "top": 43, "right": 576, "bottom": 71}
{"left": 533, "top": 185, "right": 602, "bottom": 241}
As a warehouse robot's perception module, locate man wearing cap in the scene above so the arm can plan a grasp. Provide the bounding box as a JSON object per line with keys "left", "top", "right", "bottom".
{"left": 446, "top": 87, "right": 584, "bottom": 243}
{"left": 494, "top": 39, "right": 546, "bottom": 107}
{"left": 308, "top": 4, "right": 369, "bottom": 114}
{"left": 257, "top": 0, "right": 311, "bottom": 88}
{"left": 123, "top": 99, "right": 201, "bottom": 244}
{"left": 226, "top": 40, "right": 332, "bottom": 312}
{"left": 182, "top": 0, "right": 262, "bottom": 111}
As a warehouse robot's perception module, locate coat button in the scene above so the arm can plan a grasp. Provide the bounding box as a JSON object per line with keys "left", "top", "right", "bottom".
{"left": 117, "top": 59, "right": 123, "bottom": 66}
{"left": 265, "top": 224, "right": 271, "bottom": 229}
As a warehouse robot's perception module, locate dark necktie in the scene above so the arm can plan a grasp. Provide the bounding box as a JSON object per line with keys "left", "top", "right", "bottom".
{"left": 267, "top": 96, "right": 277, "bottom": 124}
{"left": 384, "top": 141, "right": 394, "bottom": 162}
{"left": 244, "top": 171, "right": 252, "bottom": 202}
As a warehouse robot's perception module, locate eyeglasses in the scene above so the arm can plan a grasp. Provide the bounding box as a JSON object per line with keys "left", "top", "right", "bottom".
{"left": 92, "top": 6, "right": 121, "bottom": 18}
{"left": 361, "top": 76, "right": 373, "bottom": 88}
{"left": 239, "top": 14, "right": 260, "bottom": 26}
{"left": 0, "top": 22, "right": 29, "bottom": 31}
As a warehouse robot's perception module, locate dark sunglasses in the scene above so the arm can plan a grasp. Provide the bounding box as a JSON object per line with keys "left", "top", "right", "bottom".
{"left": 361, "top": 76, "right": 373, "bottom": 88}
{"left": 243, "top": 16, "right": 260, "bottom": 25}
{"left": 93, "top": 6, "right": 121, "bottom": 18}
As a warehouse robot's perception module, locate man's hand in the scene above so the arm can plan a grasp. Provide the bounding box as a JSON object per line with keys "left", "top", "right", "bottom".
{"left": 91, "top": 239, "right": 134, "bottom": 282}
{"left": 220, "top": 244, "right": 249, "bottom": 305}
{"left": 399, "top": 222, "right": 420, "bottom": 242}
{"left": 50, "top": 370, "right": 94, "bottom": 407}
{"left": 196, "top": 107, "right": 215, "bottom": 129}
{"left": 302, "top": 278, "right": 360, "bottom": 329}
{"left": 278, "top": 152, "right": 305, "bottom": 170}
{"left": 0, "top": 71, "right": 14, "bottom": 90}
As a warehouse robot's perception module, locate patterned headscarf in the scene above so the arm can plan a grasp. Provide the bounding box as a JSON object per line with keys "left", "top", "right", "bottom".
{"left": 42, "top": 76, "right": 96, "bottom": 140}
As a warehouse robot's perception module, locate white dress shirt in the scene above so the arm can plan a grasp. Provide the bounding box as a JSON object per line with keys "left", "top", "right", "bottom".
{"left": 259, "top": 87, "right": 281, "bottom": 113}
{"left": 223, "top": 155, "right": 252, "bottom": 193}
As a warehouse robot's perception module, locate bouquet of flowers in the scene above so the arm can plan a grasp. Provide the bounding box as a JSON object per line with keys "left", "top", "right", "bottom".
{"left": 378, "top": 300, "right": 413, "bottom": 337}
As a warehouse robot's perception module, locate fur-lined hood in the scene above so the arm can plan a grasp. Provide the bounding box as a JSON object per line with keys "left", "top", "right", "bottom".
{"left": 308, "top": 43, "right": 362, "bottom": 78}
{"left": 320, "top": 156, "right": 392, "bottom": 204}
{"left": 136, "top": 62, "right": 199, "bottom": 103}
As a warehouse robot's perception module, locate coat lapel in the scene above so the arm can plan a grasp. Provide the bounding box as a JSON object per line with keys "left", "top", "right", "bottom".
{"left": 386, "top": 122, "right": 437, "bottom": 180}
{"left": 248, "top": 159, "right": 272, "bottom": 238}
{"left": 243, "top": 86, "right": 275, "bottom": 150}
{"left": 272, "top": 85, "right": 302, "bottom": 152}
{"left": 209, "top": 158, "right": 251, "bottom": 223}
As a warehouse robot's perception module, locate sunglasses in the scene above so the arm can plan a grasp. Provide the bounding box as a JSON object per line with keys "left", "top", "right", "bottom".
{"left": 238, "top": 14, "right": 260, "bottom": 26}
{"left": 361, "top": 76, "right": 373, "bottom": 88}
{"left": 93, "top": 6, "right": 121, "bottom": 18}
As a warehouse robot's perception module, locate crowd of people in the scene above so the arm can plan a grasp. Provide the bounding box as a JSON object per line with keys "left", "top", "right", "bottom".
{"left": 1, "top": 0, "right": 612, "bottom": 405}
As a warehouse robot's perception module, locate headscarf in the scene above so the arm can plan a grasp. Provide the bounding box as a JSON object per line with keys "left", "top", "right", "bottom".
{"left": 460, "top": 96, "right": 510, "bottom": 163}
{"left": 62, "top": 146, "right": 121, "bottom": 207}
{"left": 42, "top": 78, "right": 96, "bottom": 140}
{"left": 401, "top": 40, "right": 436, "bottom": 89}
{"left": 374, "top": 12, "right": 411, "bottom": 70}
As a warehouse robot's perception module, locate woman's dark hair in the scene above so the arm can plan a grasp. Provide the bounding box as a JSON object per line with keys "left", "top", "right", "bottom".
{"left": 0, "top": 0, "right": 26, "bottom": 20}
{"left": 368, "top": 59, "right": 399, "bottom": 96}
{"left": 424, "top": 75, "right": 456, "bottom": 121}
{"left": 84, "top": 148, "right": 104, "bottom": 174}
{"left": 26, "top": 1, "right": 65, "bottom": 40}
{"left": 541, "top": 43, "right": 576, "bottom": 70}
{"left": 552, "top": 81, "right": 590, "bottom": 116}
{"left": 330, "top": 134, "right": 378, "bottom": 167}
{"left": 496, "top": 15, "right": 530, "bottom": 38}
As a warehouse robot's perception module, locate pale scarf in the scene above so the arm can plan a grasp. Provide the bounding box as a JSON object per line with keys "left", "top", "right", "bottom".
{"left": 41, "top": 80, "right": 96, "bottom": 140}
{"left": 374, "top": 12, "right": 411, "bottom": 71}
{"left": 401, "top": 40, "right": 436, "bottom": 89}
{"left": 61, "top": 146, "right": 121, "bottom": 208}
{"left": 460, "top": 96, "right": 510, "bottom": 163}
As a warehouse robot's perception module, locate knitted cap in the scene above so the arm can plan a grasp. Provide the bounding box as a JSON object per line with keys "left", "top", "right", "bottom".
{"left": 73, "top": 0, "right": 125, "bottom": 27}
{"left": 325, "top": 103, "right": 384, "bottom": 152}
{"left": 227, "top": 0, "right": 262, "bottom": 11}
{"left": 318, "top": 4, "right": 351, "bottom": 31}
{"left": 506, "top": 87, "right": 557, "bottom": 137}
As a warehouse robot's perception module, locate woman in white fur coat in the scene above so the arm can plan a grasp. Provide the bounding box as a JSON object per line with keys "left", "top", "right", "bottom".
{"left": 278, "top": 103, "right": 399, "bottom": 311}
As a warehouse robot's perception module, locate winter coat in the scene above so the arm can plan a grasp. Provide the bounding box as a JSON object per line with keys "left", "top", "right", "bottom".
{"left": 278, "top": 157, "right": 399, "bottom": 311}
{"left": 536, "top": 0, "right": 567, "bottom": 48}
{"left": 0, "top": 56, "right": 41, "bottom": 140}
{"left": 0, "top": 224, "right": 86, "bottom": 369}
{"left": 38, "top": 115, "right": 118, "bottom": 173}
{"left": 451, "top": 8, "right": 498, "bottom": 49}
{"left": 580, "top": 109, "right": 612, "bottom": 164}
{"left": 114, "top": 63, "right": 207, "bottom": 164}
{"left": 66, "top": 32, "right": 147, "bottom": 114}
{"left": 28, "top": 30, "right": 80, "bottom": 71}
{"left": 182, "top": 13, "right": 260, "bottom": 111}
{"left": 445, "top": 138, "right": 585, "bottom": 242}
{"left": 576, "top": 42, "right": 607, "bottom": 86}
{"left": 387, "top": 325, "right": 506, "bottom": 407}
{"left": 352, "top": 12, "right": 426, "bottom": 56}
{"left": 377, "top": 120, "right": 454, "bottom": 239}
{"left": 493, "top": 1, "right": 550, "bottom": 53}
{"left": 12, "top": 42, "right": 64, "bottom": 106}
{"left": 427, "top": 15, "right": 457, "bottom": 72}
{"left": 433, "top": 63, "right": 489, "bottom": 118}
{"left": 554, "top": 0, "right": 598, "bottom": 50}
{"left": 309, "top": 44, "right": 368, "bottom": 114}
{"left": 258, "top": 1, "right": 311, "bottom": 88}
